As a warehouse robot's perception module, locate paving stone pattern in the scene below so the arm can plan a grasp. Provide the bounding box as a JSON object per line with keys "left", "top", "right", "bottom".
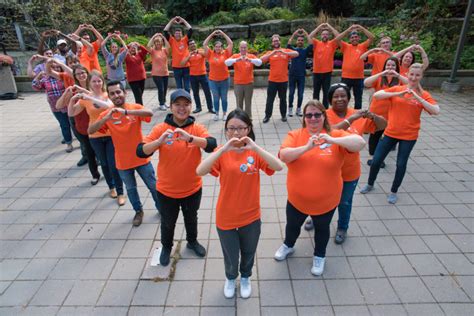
{"left": 0, "top": 88, "right": 473, "bottom": 315}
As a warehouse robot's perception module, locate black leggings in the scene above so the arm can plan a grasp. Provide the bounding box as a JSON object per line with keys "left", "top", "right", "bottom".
{"left": 284, "top": 201, "right": 335, "bottom": 257}
{"left": 129, "top": 80, "right": 145, "bottom": 105}
{"left": 69, "top": 117, "right": 100, "bottom": 179}
{"left": 368, "top": 129, "right": 384, "bottom": 156}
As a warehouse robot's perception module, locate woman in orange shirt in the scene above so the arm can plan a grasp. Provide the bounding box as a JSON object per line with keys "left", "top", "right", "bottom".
{"left": 70, "top": 70, "right": 125, "bottom": 205}
{"left": 196, "top": 109, "right": 283, "bottom": 299}
{"left": 204, "top": 30, "right": 233, "bottom": 121}
{"left": 274, "top": 100, "right": 365, "bottom": 276}
{"left": 148, "top": 33, "right": 170, "bottom": 111}
{"left": 395, "top": 44, "right": 429, "bottom": 77}
{"left": 360, "top": 63, "right": 440, "bottom": 204}
{"left": 364, "top": 56, "right": 408, "bottom": 167}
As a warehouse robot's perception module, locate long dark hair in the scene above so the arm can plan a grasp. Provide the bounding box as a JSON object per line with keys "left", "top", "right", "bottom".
{"left": 72, "top": 65, "right": 90, "bottom": 89}
{"left": 381, "top": 56, "right": 401, "bottom": 87}
{"left": 401, "top": 51, "right": 416, "bottom": 67}
{"left": 302, "top": 100, "right": 331, "bottom": 133}
{"left": 224, "top": 108, "right": 255, "bottom": 141}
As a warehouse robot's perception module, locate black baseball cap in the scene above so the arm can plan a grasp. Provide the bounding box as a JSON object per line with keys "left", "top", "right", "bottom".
{"left": 170, "top": 89, "right": 192, "bottom": 104}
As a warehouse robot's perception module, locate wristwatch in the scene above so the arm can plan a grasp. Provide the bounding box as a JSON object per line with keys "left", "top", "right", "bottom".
{"left": 188, "top": 136, "right": 194, "bottom": 143}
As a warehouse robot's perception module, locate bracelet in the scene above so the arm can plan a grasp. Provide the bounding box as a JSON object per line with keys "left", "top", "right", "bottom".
{"left": 343, "top": 119, "right": 351, "bottom": 126}
{"left": 188, "top": 136, "right": 194, "bottom": 143}
{"left": 125, "top": 109, "right": 128, "bottom": 115}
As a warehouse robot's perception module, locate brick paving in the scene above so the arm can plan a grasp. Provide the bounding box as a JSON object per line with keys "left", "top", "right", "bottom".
{"left": 0, "top": 87, "right": 473, "bottom": 315}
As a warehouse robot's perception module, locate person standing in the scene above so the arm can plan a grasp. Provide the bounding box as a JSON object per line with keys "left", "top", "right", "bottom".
{"left": 225, "top": 41, "right": 262, "bottom": 119}
{"left": 148, "top": 33, "right": 170, "bottom": 110}
{"left": 286, "top": 29, "right": 313, "bottom": 117}
{"left": 181, "top": 39, "right": 214, "bottom": 114}
{"left": 125, "top": 42, "right": 149, "bottom": 105}
{"left": 335, "top": 24, "right": 374, "bottom": 109}
{"left": 308, "top": 23, "right": 340, "bottom": 109}
{"left": 101, "top": 33, "right": 128, "bottom": 87}
{"left": 137, "top": 89, "right": 217, "bottom": 266}
{"left": 88, "top": 81, "right": 161, "bottom": 226}
{"left": 74, "top": 24, "right": 104, "bottom": 73}
{"left": 204, "top": 30, "right": 233, "bottom": 121}
{"left": 359, "top": 36, "right": 394, "bottom": 76}
{"left": 164, "top": 16, "right": 192, "bottom": 92}
{"left": 197, "top": 109, "right": 283, "bottom": 299}
{"left": 261, "top": 34, "right": 299, "bottom": 123}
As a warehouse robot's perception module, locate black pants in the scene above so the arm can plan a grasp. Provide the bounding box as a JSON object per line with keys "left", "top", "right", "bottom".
{"left": 284, "top": 201, "right": 335, "bottom": 258}
{"left": 158, "top": 188, "right": 202, "bottom": 250}
{"left": 265, "top": 81, "right": 288, "bottom": 118}
{"left": 217, "top": 219, "right": 261, "bottom": 280}
{"left": 69, "top": 117, "right": 100, "bottom": 179}
{"left": 152, "top": 76, "right": 168, "bottom": 105}
{"left": 313, "top": 72, "right": 332, "bottom": 109}
{"left": 368, "top": 129, "right": 384, "bottom": 156}
{"left": 341, "top": 78, "right": 363, "bottom": 109}
{"left": 129, "top": 80, "right": 145, "bottom": 105}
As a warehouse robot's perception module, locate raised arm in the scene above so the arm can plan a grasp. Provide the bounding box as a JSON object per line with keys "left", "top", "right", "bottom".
{"left": 164, "top": 17, "right": 177, "bottom": 32}
{"left": 221, "top": 31, "right": 233, "bottom": 54}
{"left": 355, "top": 24, "right": 375, "bottom": 45}
{"left": 308, "top": 23, "right": 325, "bottom": 40}
{"left": 203, "top": 31, "right": 216, "bottom": 56}
{"left": 414, "top": 45, "right": 429, "bottom": 70}
{"left": 87, "top": 24, "right": 104, "bottom": 44}
{"left": 394, "top": 44, "right": 415, "bottom": 59}
{"left": 287, "top": 29, "right": 298, "bottom": 46}
{"left": 334, "top": 25, "right": 355, "bottom": 44}
{"left": 27, "top": 54, "right": 47, "bottom": 78}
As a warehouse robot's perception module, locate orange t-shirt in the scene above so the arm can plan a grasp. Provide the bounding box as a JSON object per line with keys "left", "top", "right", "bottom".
{"left": 59, "top": 72, "right": 74, "bottom": 88}
{"left": 207, "top": 50, "right": 231, "bottom": 81}
{"left": 80, "top": 97, "right": 111, "bottom": 138}
{"left": 327, "top": 108, "right": 376, "bottom": 181}
{"left": 280, "top": 128, "right": 349, "bottom": 215}
{"left": 383, "top": 85, "right": 437, "bottom": 141}
{"left": 97, "top": 103, "right": 151, "bottom": 170}
{"left": 169, "top": 35, "right": 189, "bottom": 68}
{"left": 144, "top": 122, "right": 210, "bottom": 198}
{"left": 312, "top": 39, "right": 338, "bottom": 73}
{"left": 341, "top": 40, "right": 370, "bottom": 79}
{"left": 400, "top": 65, "right": 409, "bottom": 77}
{"left": 230, "top": 53, "right": 258, "bottom": 85}
{"left": 210, "top": 148, "right": 275, "bottom": 230}
{"left": 188, "top": 52, "right": 206, "bottom": 76}
{"left": 263, "top": 49, "right": 295, "bottom": 83}
{"left": 151, "top": 49, "right": 169, "bottom": 76}
{"left": 367, "top": 51, "right": 394, "bottom": 75}
{"left": 78, "top": 41, "right": 102, "bottom": 73}
{"left": 368, "top": 77, "right": 401, "bottom": 119}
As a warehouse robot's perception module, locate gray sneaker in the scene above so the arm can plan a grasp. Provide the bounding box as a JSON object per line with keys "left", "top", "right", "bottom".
{"left": 288, "top": 107, "right": 294, "bottom": 117}
{"left": 296, "top": 108, "right": 303, "bottom": 117}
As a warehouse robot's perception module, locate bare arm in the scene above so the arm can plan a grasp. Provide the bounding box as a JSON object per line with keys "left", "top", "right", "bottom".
{"left": 321, "top": 133, "right": 366, "bottom": 152}
{"left": 203, "top": 31, "right": 216, "bottom": 55}
{"left": 308, "top": 23, "right": 325, "bottom": 40}
{"left": 394, "top": 44, "right": 415, "bottom": 59}
{"left": 355, "top": 24, "right": 375, "bottom": 45}
{"left": 221, "top": 31, "right": 233, "bottom": 54}
{"left": 164, "top": 17, "right": 177, "bottom": 32}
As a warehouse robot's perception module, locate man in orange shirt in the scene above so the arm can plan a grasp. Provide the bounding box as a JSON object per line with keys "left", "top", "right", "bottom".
{"left": 359, "top": 36, "right": 395, "bottom": 76}
{"left": 308, "top": 23, "right": 340, "bottom": 108}
{"left": 261, "top": 34, "right": 299, "bottom": 123}
{"left": 88, "top": 81, "right": 160, "bottom": 227}
{"left": 164, "top": 16, "right": 192, "bottom": 92}
{"left": 335, "top": 24, "right": 374, "bottom": 109}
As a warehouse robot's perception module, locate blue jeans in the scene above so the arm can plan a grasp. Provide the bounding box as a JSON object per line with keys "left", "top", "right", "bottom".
{"left": 89, "top": 136, "right": 124, "bottom": 195}
{"left": 341, "top": 78, "right": 364, "bottom": 109}
{"left": 118, "top": 162, "right": 160, "bottom": 213}
{"left": 190, "top": 75, "right": 213, "bottom": 111}
{"left": 337, "top": 178, "right": 359, "bottom": 231}
{"left": 173, "top": 67, "right": 190, "bottom": 93}
{"left": 52, "top": 111, "right": 72, "bottom": 144}
{"left": 209, "top": 79, "right": 229, "bottom": 113}
{"left": 288, "top": 75, "right": 305, "bottom": 110}
{"left": 368, "top": 135, "right": 417, "bottom": 193}
{"left": 265, "top": 81, "right": 288, "bottom": 118}
{"left": 152, "top": 76, "right": 168, "bottom": 105}
{"left": 313, "top": 72, "right": 332, "bottom": 108}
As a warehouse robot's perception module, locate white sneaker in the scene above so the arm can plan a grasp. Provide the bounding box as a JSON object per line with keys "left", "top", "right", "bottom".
{"left": 222, "top": 113, "right": 227, "bottom": 121}
{"left": 165, "top": 103, "right": 170, "bottom": 108}
{"left": 213, "top": 113, "right": 219, "bottom": 121}
{"left": 311, "top": 256, "right": 325, "bottom": 276}
{"left": 240, "top": 277, "right": 252, "bottom": 299}
{"left": 296, "top": 108, "right": 302, "bottom": 117}
{"left": 223, "top": 278, "right": 236, "bottom": 298}
{"left": 288, "top": 107, "right": 294, "bottom": 117}
{"left": 274, "top": 244, "right": 294, "bottom": 261}
{"left": 159, "top": 105, "right": 167, "bottom": 111}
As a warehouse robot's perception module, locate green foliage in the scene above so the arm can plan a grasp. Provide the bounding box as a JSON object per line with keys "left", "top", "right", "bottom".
{"left": 165, "top": 0, "right": 229, "bottom": 23}
{"left": 296, "top": 0, "right": 354, "bottom": 17}
{"left": 270, "top": 7, "right": 297, "bottom": 20}
{"left": 237, "top": 7, "right": 273, "bottom": 25}
{"left": 142, "top": 10, "right": 168, "bottom": 26}
{"left": 200, "top": 11, "right": 236, "bottom": 27}
{"left": 460, "top": 45, "right": 474, "bottom": 69}
{"left": 125, "top": 35, "right": 149, "bottom": 46}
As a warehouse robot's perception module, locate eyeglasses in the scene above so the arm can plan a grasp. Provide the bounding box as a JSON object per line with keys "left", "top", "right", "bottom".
{"left": 226, "top": 126, "right": 249, "bottom": 133}
{"left": 304, "top": 113, "right": 323, "bottom": 119}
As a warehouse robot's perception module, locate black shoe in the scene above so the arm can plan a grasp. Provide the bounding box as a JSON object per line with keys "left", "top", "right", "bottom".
{"left": 91, "top": 175, "right": 100, "bottom": 186}
{"left": 281, "top": 116, "right": 287, "bottom": 122}
{"left": 61, "top": 139, "right": 66, "bottom": 144}
{"left": 208, "top": 109, "right": 216, "bottom": 114}
{"left": 187, "top": 241, "right": 206, "bottom": 257}
{"left": 132, "top": 211, "right": 144, "bottom": 227}
{"left": 381, "top": 161, "right": 386, "bottom": 169}
{"left": 77, "top": 157, "right": 88, "bottom": 167}
{"left": 192, "top": 108, "right": 202, "bottom": 114}
{"left": 335, "top": 229, "right": 347, "bottom": 244}
{"left": 160, "top": 247, "right": 171, "bottom": 266}
{"left": 367, "top": 159, "right": 372, "bottom": 166}
{"left": 304, "top": 218, "right": 314, "bottom": 231}
{"left": 263, "top": 116, "right": 270, "bottom": 124}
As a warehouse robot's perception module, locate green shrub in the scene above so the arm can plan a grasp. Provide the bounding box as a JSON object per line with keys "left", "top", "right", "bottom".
{"left": 143, "top": 10, "right": 168, "bottom": 26}
{"left": 200, "top": 11, "right": 236, "bottom": 26}
{"left": 238, "top": 7, "right": 273, "bottom": 25}
{"left": 270, "top": 7, "right": 297, "bottom": 20}
{"left": 125, "top": 35, "right": 149, "bottom": 47}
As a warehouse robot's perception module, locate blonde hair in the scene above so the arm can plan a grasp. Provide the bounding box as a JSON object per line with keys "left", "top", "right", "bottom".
{"left": 88, "top": 70, "right": 106, "bottom": 93}
{"left": 408, "top": 63, "right": 425, "bottom": 93}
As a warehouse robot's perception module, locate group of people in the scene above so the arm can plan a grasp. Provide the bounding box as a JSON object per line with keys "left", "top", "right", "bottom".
{"left": 28, "top": 17, "right": 439, "bottom": 300}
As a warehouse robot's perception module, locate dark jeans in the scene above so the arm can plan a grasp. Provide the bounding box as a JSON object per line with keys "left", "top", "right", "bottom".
{"left": 70, "top": 118, "right": 100, "bottom": 179}
{"left": 129, "top": 80, "right": 145, "bottom": 105}
{"left": 217, "top": 219, "right": 261, "bottom": 280}
{"left": 284, "top": 201, "right": 335, "bottom": 258}
{"left": 152, "top": 76, "right": 168, "bottom": 105}
{"left": 313, "top": 72, "right": 332, "bottom": 108}
{"left": 337, "top": 179, "right": 359, "bottom": 231}
{"left": 190, "top": 75, "right": 213, "bottom": 111}
{"left": 265, "top": 81, "right": 288, "bottom": 118}
{"left": 368, "top": 129, "right": 384, "bottom": 156}
{"left": 289, "top": 75, "right": 305, "bottom": 110}
{"left": 341, "top": 78, "right": 364, "bottom": 109}
{"left": 117, "top": 162, "right": 160, "bottom": 213}
{"left": 89, "top": 136, "right": 124, "bottom": 195}
{"left": 172, "top": 67, "right": 190, "bottom": 93}
{"left": 368, "top": 135, "right": 417, "bottom": 193}
{"left": 158, "top": 188, "right": 202, "bottom": 250}
{"left": 52, "top": 111, "right": 72, "bottom": 144}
